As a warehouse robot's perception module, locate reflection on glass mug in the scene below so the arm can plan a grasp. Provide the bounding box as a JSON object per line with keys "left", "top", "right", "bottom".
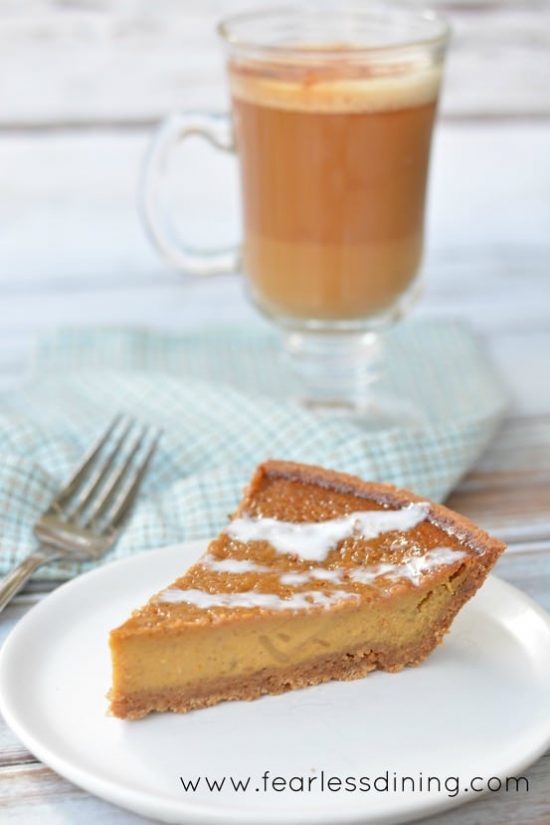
{"left": 140, "top": 4, "right": 449, "bottom": 414}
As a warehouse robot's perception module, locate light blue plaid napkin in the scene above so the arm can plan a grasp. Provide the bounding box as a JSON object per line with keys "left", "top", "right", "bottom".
{"left": 0, "top": 320, "right": 506, "bottom": 579}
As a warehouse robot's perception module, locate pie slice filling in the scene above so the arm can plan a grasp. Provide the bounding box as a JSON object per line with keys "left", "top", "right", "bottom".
{"left": 109, "top": 460, "right": 505, "bottom": 719}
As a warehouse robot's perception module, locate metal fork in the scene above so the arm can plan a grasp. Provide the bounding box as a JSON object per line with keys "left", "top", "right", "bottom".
{"left": 0, "top": 415, "right": 161, "bottom": 615}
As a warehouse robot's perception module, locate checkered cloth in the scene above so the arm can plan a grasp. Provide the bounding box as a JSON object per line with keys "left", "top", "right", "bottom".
{"left": 0, "top": 321, "right": 506, "bottom": 579}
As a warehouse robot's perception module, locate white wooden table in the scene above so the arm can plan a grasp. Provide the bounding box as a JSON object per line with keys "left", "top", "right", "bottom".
{"left": 1, "top": 2, "right": 549, "bottom": 823}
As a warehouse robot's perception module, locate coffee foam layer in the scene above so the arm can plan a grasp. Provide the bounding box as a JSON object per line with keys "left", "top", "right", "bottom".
{"left": 230, "top": 63, "right": 441, "bottom": 113}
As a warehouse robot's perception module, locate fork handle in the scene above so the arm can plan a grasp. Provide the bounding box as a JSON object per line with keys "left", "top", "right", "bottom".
{"left": 0, "top": 547, "right": 60, "bottom": 615}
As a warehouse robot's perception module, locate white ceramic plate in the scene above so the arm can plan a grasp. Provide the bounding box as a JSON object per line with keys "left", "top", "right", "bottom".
{"left": 1, "top": 541, "right": 550, "bottom": 825}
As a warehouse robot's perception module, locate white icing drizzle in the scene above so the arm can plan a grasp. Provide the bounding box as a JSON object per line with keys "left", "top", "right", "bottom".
{"left": 225, "top": 503, "right": 430, "bottom": 562}
{"left": 158, "top": 588, "right": 359, "bottom": 611}
{"left": 279, "top": 547, "right": 466, "bottom": 590}
{"left": 349, "top": 547, "right": 467, "bottom": 587}
{"left": 311, "top": 568, "right": 345, "bottom": 582}
{"left": 279, "top": 571, "right": 310, "bottom": 586}
{"left": 201, "top": 556, "right": 270, "bottom": 575}
{"left": 157, "top": 547, "right": 467, "bottom": 612}
{"left": 280, "top": 568, "right": 344, "bottom": 586}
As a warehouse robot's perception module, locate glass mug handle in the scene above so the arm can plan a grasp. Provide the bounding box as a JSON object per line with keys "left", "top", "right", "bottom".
{"left": 139, "top": 112, "right": 240, "bottom": 275}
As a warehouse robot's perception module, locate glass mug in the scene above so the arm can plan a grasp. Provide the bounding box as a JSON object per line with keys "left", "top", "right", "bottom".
{"left": 140, "top": 5, "right": 449, "bottom": 414}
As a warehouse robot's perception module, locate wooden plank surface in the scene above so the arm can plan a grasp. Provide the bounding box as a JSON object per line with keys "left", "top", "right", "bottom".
{"left": 0, "top": 426, "right": 549, "bottom": 824}
{"left": 1, "top": 755, "right": 549, "bottom": 825}
{"left": 2, "top": 754, "right": 547, "bottom": 825}
{"left": 1, "top": 1, "right": 549, "bottom": 822}
{"left": 1, "top": 0, "right": 549, "bottom": 127}
{"left": 0, "top": 120, "right": 549, "bottom": 404}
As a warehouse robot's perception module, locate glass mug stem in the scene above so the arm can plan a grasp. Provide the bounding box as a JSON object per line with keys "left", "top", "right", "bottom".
{"left": 139, "top": 111, "right": 239, "bottom": 275}
{"left": 284, "top": 330, "right": 382, "bottom": 411}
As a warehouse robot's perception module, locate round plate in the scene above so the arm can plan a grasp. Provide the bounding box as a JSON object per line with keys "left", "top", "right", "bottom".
{"left": 1, "top": 541, "right": 550, "bottom": 825}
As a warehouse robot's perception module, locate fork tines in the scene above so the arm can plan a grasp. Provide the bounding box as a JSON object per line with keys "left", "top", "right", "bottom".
{"left": 48, "top": 415, "right": 161, "bottom": 534}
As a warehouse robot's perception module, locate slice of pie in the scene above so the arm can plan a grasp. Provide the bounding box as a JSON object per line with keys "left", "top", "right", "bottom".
{"left": 109, "top": 460, "right": 505, "bottom": 719}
